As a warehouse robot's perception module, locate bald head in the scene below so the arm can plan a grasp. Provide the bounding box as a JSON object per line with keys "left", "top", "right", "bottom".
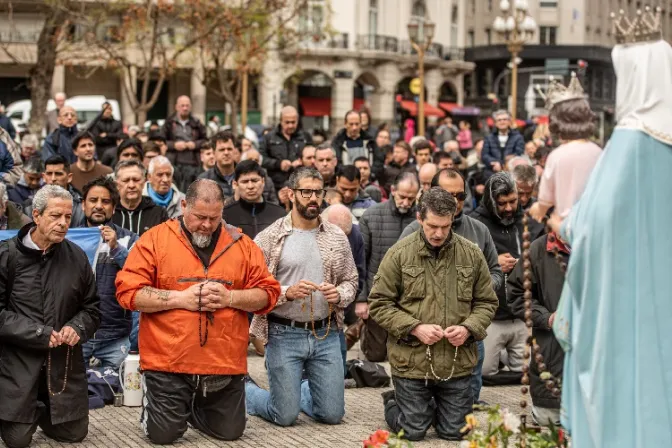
{"left": 280, "top": 106, "right": 298, "bottom": 137}
{"left": 176, "top": 95, "right": 192, "bottom": 120}
{"left": 54, "top": 92, "right": 66, "bottom": 109}
{"left": 321, "top": 204, "right": 353, "bottom": 235}
{"left": 419, "top": 163, "right": 438, "bottom": 191}
{"left": 185, "top": 179, "right": 224, "bottom": 208}
{"left": 242, "top": 148, "right": 261, "bottom": 164}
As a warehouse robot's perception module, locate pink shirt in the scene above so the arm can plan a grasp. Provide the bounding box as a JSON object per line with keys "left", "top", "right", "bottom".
{"left": 457, "top": 129, "right": 472, "bottom": 149}
{"left": 537, "top": 140, "right": 602, "bottom": 216}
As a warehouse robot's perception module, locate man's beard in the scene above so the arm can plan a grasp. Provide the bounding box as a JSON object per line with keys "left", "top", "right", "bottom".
{"left": 86, "top": 213, "right": 107, "bottom": 226}
{"left": 499, "top": 212, "right": 515, "bottom": 226}
{"left": 296, "top": 200, "right": 320, "bottom": 220}
{"left": 191, "top": 232, "right": 212, "bottom": 248}
{"left": 397, "top": 207, "right": 410, "bottom": 214}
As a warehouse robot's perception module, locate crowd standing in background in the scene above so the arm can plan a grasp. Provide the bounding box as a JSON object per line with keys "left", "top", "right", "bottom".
{"left": 0, "top": 84, "right": 602, "bottom": 446}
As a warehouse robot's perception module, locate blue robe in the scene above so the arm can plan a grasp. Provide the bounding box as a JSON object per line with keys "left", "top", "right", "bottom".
{"left": 554, "top": 128, "right": 672, "bottom": 447}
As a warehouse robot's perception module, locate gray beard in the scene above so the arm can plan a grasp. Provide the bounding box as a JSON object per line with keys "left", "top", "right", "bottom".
{"left": 191, "top": 233, "right": 212, "bottom": 248}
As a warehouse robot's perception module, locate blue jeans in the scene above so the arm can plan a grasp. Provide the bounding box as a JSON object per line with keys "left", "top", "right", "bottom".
{"left": 130, "top": 311, "right": 140, "bottom": 352}
{"left": 385, "top": 375, "right": 472, "bottom": 441}
{"left": 245, "top": 322, "right": 345, "bottom": 426}
{"left": 339, "top": 330, "right": 347, "bottom": 378}
{"left": 82, "top": 336, "right": 130, "bottom": 372}
{"left": 471, "top": 339, "right": 485, "bottom": 402}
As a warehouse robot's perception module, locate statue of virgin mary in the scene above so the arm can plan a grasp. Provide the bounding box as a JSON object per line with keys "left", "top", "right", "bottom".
{"left": 551, "top": 16, "right": 672, "bottom": 448}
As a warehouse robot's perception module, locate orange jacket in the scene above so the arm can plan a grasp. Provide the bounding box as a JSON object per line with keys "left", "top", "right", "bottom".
{"left": 115, "top": 219, "right": 280, "bottom": 375}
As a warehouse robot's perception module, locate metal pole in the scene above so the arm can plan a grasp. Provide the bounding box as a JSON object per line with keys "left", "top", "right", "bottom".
{"left": 241, "top": 68, "right": 249, "bottom": 133}
{"left": 510, "top": 51, "right": 519, "bottom": 122}
{"left": 418, "top": 47, "right": 425, "bottom": 137}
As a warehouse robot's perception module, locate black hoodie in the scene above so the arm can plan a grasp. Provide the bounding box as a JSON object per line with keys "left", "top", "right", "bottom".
{"left": 112, "top": 196, "right": 169, "bottom": 236}
{"left": 469, "top": 173, "right": 545, "bottom": 320}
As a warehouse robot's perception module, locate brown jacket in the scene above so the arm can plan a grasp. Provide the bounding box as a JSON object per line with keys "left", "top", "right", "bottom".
{"left": 250, "top": 213, "right": 359, "bottom": 345}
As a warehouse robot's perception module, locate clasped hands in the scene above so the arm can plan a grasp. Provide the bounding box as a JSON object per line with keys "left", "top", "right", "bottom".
{"left": 411, "top": 324, "right": 470, "bottom": 347}
{"left": 180, "top": 281, "right": 233, "bottom": 312}
{"left": 49, "top": 326, "right": 80, "bottom": 348}
{"left": 286, "top": 280, "right": 340, "bottom": 304}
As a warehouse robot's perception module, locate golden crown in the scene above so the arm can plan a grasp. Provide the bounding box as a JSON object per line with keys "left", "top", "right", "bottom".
{"left": 536, "top": 72, "right": 586, "bottom": 111}
{"left": 611, "top": 6, "right": 663, "bottom": 44}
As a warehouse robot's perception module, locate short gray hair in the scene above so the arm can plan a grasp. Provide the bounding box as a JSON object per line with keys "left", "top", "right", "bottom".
{"left": 148, "top": 155, "right": 174, "bottom": 175}
{"left": 24, "top": 157, "right": 44, "bottom": 174}
{"left": 511, "top": 164, "right": 537, "bottom": 186}
{"left": 506, "top": 156, "right": 532, "bottom": 172}
{"left": 241, "top": 150, "right": 263, "bottom": 165}
{"left": 315, "top": 144, "right": 337, "bottom": 159}
{"left": 115, "top": 159, "right": 147, "bottom": 178}
{"left": 0, "top": 183, "right": 7, "bottom": 206}
{"left": 21, "top": 133, "right": 39, "bottom": 148}
{"left": 321, "top": 204, "right": 353, "bottom": 235}
{"left": 493, "top": 109, "right": 511, "bottom": 120}
{"left": 418, "top": 187, "right": 457, "bottom": 220}
{"left": 32, "top": 185, "right": 72, "bottom": 215}
{"left": 288, "top": 166, "right": 323, "bottom": 190}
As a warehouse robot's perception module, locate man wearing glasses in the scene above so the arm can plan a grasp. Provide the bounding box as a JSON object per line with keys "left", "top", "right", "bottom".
{"left": 481, "top": 110, "right": 524, "bottom": 180}
{"left": 248, "top": 167, "right": 358, "bottom": 427}
{"left": 42, "top": 106, "right": 81, "bottom": 164}
{"left": 400, "top": 168, "right": 503, "bottom": 404}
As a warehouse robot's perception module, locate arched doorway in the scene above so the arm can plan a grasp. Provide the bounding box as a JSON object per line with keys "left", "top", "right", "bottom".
{"left": 284, "top": 70, "right": 333, "bottom": 133}
{"left": 439, "top": 80, "right": 459, "bottom": 103}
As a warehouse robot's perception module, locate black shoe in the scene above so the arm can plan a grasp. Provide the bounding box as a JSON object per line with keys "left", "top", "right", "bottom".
{"left": 381, "top": 390, "right": 396, "bottom": 405}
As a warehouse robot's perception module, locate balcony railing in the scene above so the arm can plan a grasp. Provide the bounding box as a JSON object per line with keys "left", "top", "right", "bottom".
{"left": 0, "top": 31, "right": 40, "bottom": 43}
{"left": 356, "top": 34, "right": 399, "bottom": 53}
{"left": 298, "top": 32, "right": 349, "bottom": 50}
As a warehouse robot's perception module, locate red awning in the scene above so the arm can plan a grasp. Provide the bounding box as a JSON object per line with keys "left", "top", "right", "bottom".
{"left": 439, "top": 102, "right": 460, "bottom": 112}
{"left": 299, "top": 97, "right": 331, "bottom": 117}
{"left": 398, "top": 100, "right": 446, "bottom": 118}
{"left": 353, "top": 98, "right": 365, "bottom": 111}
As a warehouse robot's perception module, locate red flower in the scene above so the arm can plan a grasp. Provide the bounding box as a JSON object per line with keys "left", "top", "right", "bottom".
{"left": 363, "top": 429, "right": 390, "bottom": 447}
{"left": 558, "top": 429, "right": 565, "bottom": 443}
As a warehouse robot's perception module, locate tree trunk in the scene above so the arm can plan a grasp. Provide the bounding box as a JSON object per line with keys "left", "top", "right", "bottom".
{"left": 27, "top": 7, "right": 68, "bottom": 136}
{"left": 137, "top": 110, "right": 148, "bottom": 127}
{"left": 229, "top": 101, "right": 238, "bottom": 134}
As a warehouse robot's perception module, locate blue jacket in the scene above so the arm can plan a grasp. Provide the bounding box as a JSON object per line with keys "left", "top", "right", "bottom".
{"left": 481, "top": 129, "right": 525, "bottom": 179}
{"left": 347, "top": 223, "right": 366, "bottom": 298}
{"left": 0, "top": 141, "right": 14, "bottom": 176}
{"left": 42, "top": 125, "right": 79, "bottom": 164}
{"left": 0, "top": 114, "right": 16, "bottom": 140}
{"left": 7, "top": 179, "right": 37, "bottom": 205}
{"left": 91, "top": 222, "right": 139, "bottom": 340}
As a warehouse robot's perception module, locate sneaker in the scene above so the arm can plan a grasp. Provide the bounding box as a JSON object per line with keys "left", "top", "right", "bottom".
{"left": 381, "top": 390, "right": 396, "bottom": 405}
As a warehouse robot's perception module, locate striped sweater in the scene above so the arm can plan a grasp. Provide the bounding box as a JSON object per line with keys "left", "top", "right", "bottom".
{"left": 250, "top": 213, "right": 358, "bottom": 344}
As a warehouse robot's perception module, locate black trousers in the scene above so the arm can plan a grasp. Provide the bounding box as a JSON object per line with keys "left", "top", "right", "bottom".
{"left": 141, "top": 371, "right": 246, "bottom": 445}
{"left": 0, "top": 372, "right": 88, "bottom": 448}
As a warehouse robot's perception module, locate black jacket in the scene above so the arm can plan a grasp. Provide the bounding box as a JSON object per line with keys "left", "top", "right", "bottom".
{"left": 259, "top": 125, "right": 312, "bottom": 191}
{"left": 507, "top": 234, "right": 566, "bottom": 409}
{"left": 358, "top": 199, "right": 417, "bottom": 302}
{"left": 223, "top": 199, "right": 286, "bottom": 240}
{"left": 90, "top": 115, "right": 123, "bottom": 157}
{"left": 198, "top": 166, "right": 235, "bottom": 200}
{"left": 0, "top": 224, "right": 100, "bottom": 424}
{"left": 331, "top": 128, "right": 385, "bottom": 184}
{"left": 162, "top": 113, "right": 208, "bottom": 166}
{"left": 382, "top": 160, "right": 417, "bottom": 193}
{"left": 470, "top": 189, "right": 544, "bottom": 320}
{"left": 112, "top": 196, "right": 169, "bottom": 236}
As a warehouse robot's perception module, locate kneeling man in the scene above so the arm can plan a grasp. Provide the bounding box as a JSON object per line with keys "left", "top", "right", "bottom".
{"left": 115, "top": 179, "right": 280, "bottom": 444}
{"left": 369, "top": 187, "right": 497, "bottom": 441}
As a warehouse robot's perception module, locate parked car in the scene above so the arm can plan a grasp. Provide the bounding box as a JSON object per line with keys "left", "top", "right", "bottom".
{"left": 5, "top": 96, "right": 121, "bottom": 137}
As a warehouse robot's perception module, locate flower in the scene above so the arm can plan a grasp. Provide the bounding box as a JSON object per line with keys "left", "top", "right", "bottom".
{"left": 460, "top": 441, "right": 477, "bottom": 448}
{"left": 500, "top": 409, "right": 521, "bottom": 434}
{"left": 558, "top": 428, "right": 565, "bottom": 443}
{"left": 371, "top": 430, "right": 390, "bottom": 445}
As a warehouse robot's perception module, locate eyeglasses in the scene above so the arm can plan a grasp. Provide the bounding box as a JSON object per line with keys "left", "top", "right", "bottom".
{"left": 450, "top": 192, "right": 468, "bottom": 201}
{"left": 294, "top": 189, "right": 327, "bottom": 199}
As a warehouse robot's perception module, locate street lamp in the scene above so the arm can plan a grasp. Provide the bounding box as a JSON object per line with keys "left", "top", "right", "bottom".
{"left": 407, "top": 18, "right": 435, "bottom": 138}
{"left": 493, "top": 0, "right": 537, "bottom": 121}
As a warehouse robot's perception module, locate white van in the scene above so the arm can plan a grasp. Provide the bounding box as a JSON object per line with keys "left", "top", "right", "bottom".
{"left": 5, "top": 95, "right": 122, "bottom": 136}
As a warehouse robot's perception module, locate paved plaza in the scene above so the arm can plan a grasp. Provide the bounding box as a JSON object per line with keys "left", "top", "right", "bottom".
{"left": 27, "top": 346, "right": 525, "bottom": 448}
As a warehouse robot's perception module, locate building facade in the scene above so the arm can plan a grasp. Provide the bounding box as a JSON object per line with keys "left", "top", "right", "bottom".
{"left": 463, "top": 0, "right": 672, "bottom": 122}
{"left": 0, "top": 0, "right": 474, "bottom": 133}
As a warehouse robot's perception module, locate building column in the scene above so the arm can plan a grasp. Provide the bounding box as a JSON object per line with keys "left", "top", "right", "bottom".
{"left": 120, "top": 66, "right": 137, "bottom": 126}
{"left": 260, "top": 53, "right": 289, "bottom": 127}
{"left": 51, "top": 65, "right": 65, "bottom": 97}
{"left": 330, "top": 78, "right": 354, "bottom": 135}
{"left": 190, "top": 66, "right": 206, "bottom": 124}
{"left": 424, "top": 69, "right": 443, "bottom": 126}
{"left": 370, "top": 63, "right": 398, "bottom": 126}
{"left": 455, "top": 73, "right": 465, "bottom": 105}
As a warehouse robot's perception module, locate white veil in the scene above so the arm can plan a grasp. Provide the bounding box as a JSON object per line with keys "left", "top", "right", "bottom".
{"left": 612, "top": 40, "right": 672, "bottom": 145}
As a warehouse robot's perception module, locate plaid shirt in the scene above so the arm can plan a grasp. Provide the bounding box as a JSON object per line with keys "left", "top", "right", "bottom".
{"left": 250, "top": 213, "right": 359, "bottom": 345}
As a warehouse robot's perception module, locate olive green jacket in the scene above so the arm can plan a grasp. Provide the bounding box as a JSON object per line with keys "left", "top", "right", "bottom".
{"left": 368, "top": 230, "right": 498, "bottom": 380}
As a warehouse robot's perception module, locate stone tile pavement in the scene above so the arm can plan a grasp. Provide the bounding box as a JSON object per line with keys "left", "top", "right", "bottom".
{"left": 27, "top": 346, "right": 527, "bottom": 448}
